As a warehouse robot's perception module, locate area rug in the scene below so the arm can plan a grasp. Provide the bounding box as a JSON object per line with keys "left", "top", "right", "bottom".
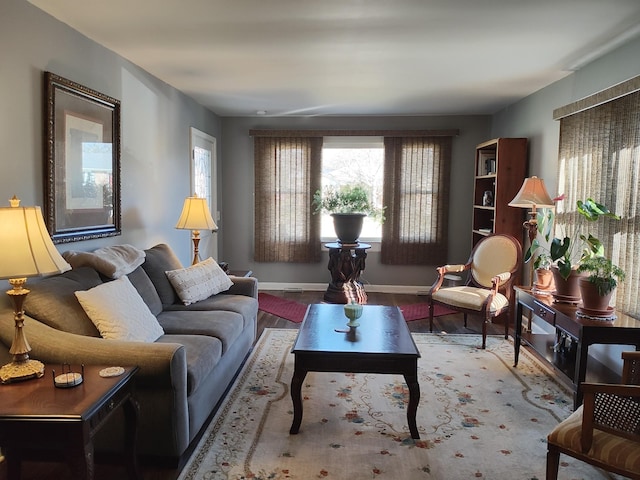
{"left": 179, "top": 329, "right": 608, "bottom": 480}
{"left": 258, "top": 292, "right": 457, "bottom": 323}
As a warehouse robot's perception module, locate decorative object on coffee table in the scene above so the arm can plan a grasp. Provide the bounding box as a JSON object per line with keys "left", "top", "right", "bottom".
{"left": 175, "top": 194, "right": 218, "bottom": 265}
{"left": 343, "top": 302, "right": 363, "bottom": 328}
{"left": 0, "top": 196, "right": 71, "bottom": 383}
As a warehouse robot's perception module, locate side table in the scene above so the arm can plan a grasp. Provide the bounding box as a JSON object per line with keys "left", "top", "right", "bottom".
{"left": 0, "top": 364, "right": 140, "bottom": 480}
{"left": 513, "top": 286, "right": 640, "bottom": 408}
{"left": 323, "top": 242, "right": 371, "bottom": 304}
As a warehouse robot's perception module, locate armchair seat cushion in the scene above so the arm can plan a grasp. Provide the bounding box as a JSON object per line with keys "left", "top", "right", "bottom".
{"left": 432, "top": 286, "right": 508, "bottom": 312}
{"left": 548, "top": 406, "right": 640, "bottom": 473}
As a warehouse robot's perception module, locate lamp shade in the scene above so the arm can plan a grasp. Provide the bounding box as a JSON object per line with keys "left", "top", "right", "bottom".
{"left": 175, "top": 196, "right": 218, "bottom": 231}
{"left": 508, "top": 176, "right": 555, "bottom": 208}
{"left": 0, "top": 198, "right": 71, "bottom": 279}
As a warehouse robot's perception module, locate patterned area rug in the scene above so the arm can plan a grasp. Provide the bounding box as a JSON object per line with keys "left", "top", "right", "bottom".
{"left": 258, "top": 292, "right": 456, "bottom": 323}
{"left": 179, "top": 329, "right": 608, "bottom": 480}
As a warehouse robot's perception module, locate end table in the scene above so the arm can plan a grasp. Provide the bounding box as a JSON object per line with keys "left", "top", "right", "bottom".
{"left": 0, "top": 364, "right": 140, "bottom": 480}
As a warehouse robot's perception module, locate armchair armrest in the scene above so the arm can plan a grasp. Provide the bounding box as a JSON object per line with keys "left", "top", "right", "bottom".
{"left": 429, "top": 263, "right": 470, "bottom": 294}
{"left": 580, "top": 383, "right": 640, "bottom": 452}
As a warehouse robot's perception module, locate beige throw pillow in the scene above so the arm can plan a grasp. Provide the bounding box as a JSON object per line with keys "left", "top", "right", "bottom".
{"left": 75, "top": 276, "right": 164, "bottom": 342}
{"left": 165, "top": 257, "right": 233, "bottom": 306}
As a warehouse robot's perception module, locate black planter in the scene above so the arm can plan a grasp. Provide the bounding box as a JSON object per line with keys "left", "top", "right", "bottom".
{"left": 331, "top": 213, "right": 366, "bottom": 244}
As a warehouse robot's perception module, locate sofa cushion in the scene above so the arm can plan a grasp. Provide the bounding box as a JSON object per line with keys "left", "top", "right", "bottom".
{"left": 142, "top": 244, "right": 183, "bottom": 305}
{"left": 75, "top": 276, "right": 164, "bottom": 342}
{"left": 24, "top": 267, "right": 101, "bottom": 337}
{"left": 127, "top": 266, "right": 163, "bottom": 316}
{"left": 163, "top": 294, "right": 258, "bottom": 330}
{"left": 165, "top": 258, "right": 233, "bottom": 306}
{"left": 156, "top": 334, "right": 223, "bottom": 395}
{"left": 157, "top": 310, "right": 244, "bottom": 353}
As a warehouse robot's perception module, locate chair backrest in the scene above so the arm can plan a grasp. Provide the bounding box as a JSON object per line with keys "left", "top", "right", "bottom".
{"left": 469, "top": 234, "right": 522, "bottom": 288}
{"left": 622, "top": 351, "right": 640, "bottom": 385}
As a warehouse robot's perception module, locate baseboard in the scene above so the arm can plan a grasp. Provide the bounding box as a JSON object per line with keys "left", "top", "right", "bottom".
{"left": 258, "top": 282, "right": 429, "bottom": 295}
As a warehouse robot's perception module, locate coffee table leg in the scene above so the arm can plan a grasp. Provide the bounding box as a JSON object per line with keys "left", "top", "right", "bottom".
{"left": 404, "top": 372, "right": 420, "bottom": 439}
{"left": 290, "top": 366, "right": 307, "bottom": 434}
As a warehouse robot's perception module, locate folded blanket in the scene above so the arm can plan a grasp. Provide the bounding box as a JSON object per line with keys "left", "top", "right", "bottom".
{"left": 63, "top": 244, "right": 146, "bottom": 279}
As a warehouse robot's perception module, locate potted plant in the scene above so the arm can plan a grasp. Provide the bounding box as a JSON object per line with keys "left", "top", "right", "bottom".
{"left": 532, "top": 252, "right": 554, "bottom": 294}
{"left": 576, "top": 256, "right": 625, "bottom": 312}
{"left": 524, "top": 197, "right": 620, "bottom": 301}
{"left": 313, "top": 184, "right": 385, "bottom": 244}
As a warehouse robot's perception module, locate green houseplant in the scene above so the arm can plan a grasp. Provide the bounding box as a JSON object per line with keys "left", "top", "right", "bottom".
{"left": 576, "top": 256, "right": 625, "bottom": 311}
{"left": 577, "top": 256, "right": 625, "bottom": 297}
{"left": 313, "top": 184, "right": 385, "bottom": 244}
{"left": 313, "top": 184, "right": 385, "bottom": 221}
{"left": 525, "top": 197, "right": 620, "bottom": 280}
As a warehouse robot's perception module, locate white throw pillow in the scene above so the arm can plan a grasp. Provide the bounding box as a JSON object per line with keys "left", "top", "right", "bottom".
{"left": 165, "top": 257, "right": 234, "bottom": 306}
{"left": 75, "top": 276, "right": 164, "bottom": 342}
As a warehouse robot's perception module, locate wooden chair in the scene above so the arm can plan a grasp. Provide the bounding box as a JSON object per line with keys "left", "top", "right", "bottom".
{"left": 426, "top": 233, "right": 521, "bottom": 349}
{"left": 546, "top": 351, "right": 640, "bottom": 479}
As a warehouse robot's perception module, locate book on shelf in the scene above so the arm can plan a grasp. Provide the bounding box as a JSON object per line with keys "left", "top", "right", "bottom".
{"left": 478, "top": 228, "right": 492, "bottom": 234}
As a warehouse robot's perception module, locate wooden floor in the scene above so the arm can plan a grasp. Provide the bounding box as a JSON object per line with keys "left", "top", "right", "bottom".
{"left": 2, "top": 291, "right": 504, "bottom": 480}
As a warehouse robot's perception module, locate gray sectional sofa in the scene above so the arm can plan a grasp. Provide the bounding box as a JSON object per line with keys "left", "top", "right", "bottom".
{"left": 0, "top": 243, "right": 258, "bottom": 465}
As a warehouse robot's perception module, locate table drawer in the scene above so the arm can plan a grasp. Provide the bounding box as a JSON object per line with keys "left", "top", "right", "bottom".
{"left": 533, "top": 300, "right": 556, "bottom": 325}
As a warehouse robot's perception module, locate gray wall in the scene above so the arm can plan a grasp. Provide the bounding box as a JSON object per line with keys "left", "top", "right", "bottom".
{"left": 0, "top": 0, "right": 221, "bottom": 268}
{"left": 220, "top": 116, "right": 490, "bottom": 288}
{"left": 491, "top": 36, "right": 640, "bottom": 196}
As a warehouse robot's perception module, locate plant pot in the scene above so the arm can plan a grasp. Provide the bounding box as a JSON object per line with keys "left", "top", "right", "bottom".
{"left": 331, "top": 213, "right": 366, "bottom": 245}
{"left": 534, "top": 268, "right": 555, "bottom": 293}
{"left": 551, "top": 266, "right": 586, "bottom": 303}
{"left": 578, "top": 277, "right": 614, "bottom": 312}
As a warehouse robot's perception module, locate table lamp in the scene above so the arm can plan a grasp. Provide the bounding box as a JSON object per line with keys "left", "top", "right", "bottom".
{"left": 509, "top": 177, "right": 555, "bottom": 285}
{"left": 175, "top": 195, "right": 218, "bottom": 265}
{"left": 0, "top": 196, "right": 71, "bottom": 383}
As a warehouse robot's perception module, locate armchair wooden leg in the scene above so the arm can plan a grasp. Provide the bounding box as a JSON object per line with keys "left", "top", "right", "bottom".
{"left": 482, "top": 320, "right": 487, "bottom": 349}
{"left": 463, "top": 313, "right": 468, "bottom": 328}
{"left": 546, "top": 445, "right": 560, "bottom": 480}
{"left": 428, "top": 302, "right": 434, "bottom": 333}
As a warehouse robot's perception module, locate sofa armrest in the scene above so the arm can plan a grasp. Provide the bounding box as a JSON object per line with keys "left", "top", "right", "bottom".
{"left": 0, "top": 311, "right": 186, "bottom": 389}
{"left": 226, "top": 276, "right": 258, "bottom": 298}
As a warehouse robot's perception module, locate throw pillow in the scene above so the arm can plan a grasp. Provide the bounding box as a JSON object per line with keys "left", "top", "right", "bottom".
{"left": 74, "top": 276, "right": 164, "bottom": 342}
{"left": 165, "top": 257, "right": 234, "bottom": 306}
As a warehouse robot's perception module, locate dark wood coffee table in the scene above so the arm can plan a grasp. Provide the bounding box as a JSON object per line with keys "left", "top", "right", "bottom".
{"left": 290, "top": 304, "right": 421, "bottom": 438}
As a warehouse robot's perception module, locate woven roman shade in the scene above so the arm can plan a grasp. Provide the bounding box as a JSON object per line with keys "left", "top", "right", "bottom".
{"left": 555, "top": 75, "right": 640, "bottom": 316}
{"left": 254, "top": 136, "right": 322, "bottom": 263}
{"left": 381, "top": 136, "right": 451, "bottom": 265}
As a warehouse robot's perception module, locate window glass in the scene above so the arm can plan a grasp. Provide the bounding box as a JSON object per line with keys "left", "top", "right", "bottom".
{"left": 320, "top": 137, "right": 384, "bottom": 240}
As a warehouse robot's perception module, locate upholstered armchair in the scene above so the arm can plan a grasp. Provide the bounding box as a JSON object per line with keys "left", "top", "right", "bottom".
{"left": 426, "top": 233, "right": 522, "bottom": 349}
{"left": 546, "top": 351, "right": 640, "bottom": 479}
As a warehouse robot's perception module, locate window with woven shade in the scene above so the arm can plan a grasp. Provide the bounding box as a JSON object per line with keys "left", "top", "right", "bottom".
{"left": 381, "top": 136, "right": 452, "bottom": 265}
{"left": 253, "top": 136, "right": 322, "bottom": 263}
{"left": 554, "top": 75, "right": 640, "bottom": 317}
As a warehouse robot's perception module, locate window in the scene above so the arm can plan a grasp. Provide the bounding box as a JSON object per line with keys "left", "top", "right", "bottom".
{"left": 252, "top": 130, "right": 455, "bottom": 264}
{"left": 554, "top": 77, "right": 640, "bottom": 317}
{"left": 320, "top": 137, "right": 385, "bottom": 241}
{"left": 254, "top": 136, "right": 322, "bottom": 262}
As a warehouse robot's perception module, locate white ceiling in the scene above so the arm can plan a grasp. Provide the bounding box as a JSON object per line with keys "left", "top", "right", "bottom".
{"left": 29, "top": 0, "right": 640, "bottom": 117}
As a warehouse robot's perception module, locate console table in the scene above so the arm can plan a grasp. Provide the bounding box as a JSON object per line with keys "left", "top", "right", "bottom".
{"left": 513, "top": 286, "right": 640, "bottom": 408}
{"left": 0, "top": 364, "right": 140, "bottom": 480}
{"left": 323, "top": 242, "right": 370, "bottom": 304}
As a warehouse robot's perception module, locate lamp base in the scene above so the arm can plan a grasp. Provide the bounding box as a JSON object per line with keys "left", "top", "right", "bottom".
{"left": 0, "top": 358, "right": 45, "bottom": 384}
